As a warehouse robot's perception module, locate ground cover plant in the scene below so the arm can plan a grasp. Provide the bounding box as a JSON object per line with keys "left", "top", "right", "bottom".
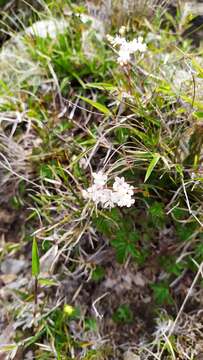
{"left": 0, "top": 0, "right": 203, "bottom": 359}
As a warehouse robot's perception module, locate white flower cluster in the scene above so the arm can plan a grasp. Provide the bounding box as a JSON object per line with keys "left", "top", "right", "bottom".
{"left": 82, "top": 171, "right": 135, "bottom": 208}
{"left": 107, "top": 31, "right": 146, "bottom": 66}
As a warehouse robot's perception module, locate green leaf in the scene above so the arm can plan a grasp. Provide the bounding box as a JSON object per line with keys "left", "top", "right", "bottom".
{"left": 38, "top": 278, "right": 57, "bottom": 286}
{"left": 113, "top": 304, "right": 133, "bottom": 324}
{"left": 79, "top": 96, "right": 112, "bottom": 116}
{"left": 72, "top": 72, "right": 86, "bottom": 88}
{"left": 149, "top": 202, "right": 165, "bottom": 225}
{"left": 91, "top": 266, "right": 105, "bottom": 282}
{"left": 32, "top": 238, "right": 40, "bottom": 277}
{"left": 40, "top": 164, "right": 53, "bottom": 179}
{"left": 151, "top": 283, "right": 173, "bottom": 305}
{"left": 131, "top": 128, "right": 149, "bottom": 142}
{"left": 85, "top": 82, "right": 117, "bottom": 91}
{"left": 114, "top": 127, "right": 129, "bottom": 143}
{"left": 144, "top": 153, "right": 161, "bottom": 182}
{"left": 0, "top": 345, "right": 17, "bottom": 352}
{"left": 176, "top": 222, "right": 197, "bottom": 241}
{"left": 85, "top": 318, "right": 98, "bottom": 331}
{"left": 111, "top": 229, "right": 140, "bottom": 263}
{"left": 194, "top": 111, "right": 203, "bottom": 119}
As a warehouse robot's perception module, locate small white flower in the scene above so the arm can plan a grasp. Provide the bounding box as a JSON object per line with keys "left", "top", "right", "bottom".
{"left": 82, "top": 172, "right": 135, "bottom": 209}
{"left": 112, "top": 177, "right": 135, "bottom": 207}
{"left": 82, "top": 189, "right": 89, "bottom": 199}
{"left": 127, "top": 37, "right": 146, "bottom": 53}
{"left": 107, "top": 32, "right": 147, "bottom": 66}
{"left": 116, "top": 194, "right": 135, "bottom": 208}
{"left": 112, "top": 35, "right": 126, "bottom": 47}
{"left": 100, "top": 188, "right": 115, "bottom": 208}
{"left": 136, "top": 36, "right": 147, "bottom": 52}
{"left": 92, "top": 171, "right": 107, "bottom": 186}
{"left": 113, "top": 176, "right": 134, "bottom": 195}
{"left": 113, "top": 176, "right": 128, "bottom": 191}
{"left": 107, "top": 34, "right": 124, "bottom": 46}
{"left": 90, "top": 185, "right": 103, "bottom": 203}
{"left": 119, "top": 26, "right": 126, "bottom": 36}
{"left": 106, "top": 34, "right": 114, "bottom": 43}
{"left": 117, "top": 48, "right": 131, "bottom": 66}
{"left": 127, "top": 38, "right": 139, "bottom": 53}
{"left": 80, "top": 14, "right": 91, "bottom": 24}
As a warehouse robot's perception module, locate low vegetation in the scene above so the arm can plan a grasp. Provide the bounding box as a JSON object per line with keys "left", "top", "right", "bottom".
{"left": 0, "top": 1, "right": 203, "bottom": 359}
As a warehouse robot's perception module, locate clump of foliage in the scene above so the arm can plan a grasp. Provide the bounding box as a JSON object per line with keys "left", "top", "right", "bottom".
{"left": 0, "top": 0, "right": 203, "bottom": 359}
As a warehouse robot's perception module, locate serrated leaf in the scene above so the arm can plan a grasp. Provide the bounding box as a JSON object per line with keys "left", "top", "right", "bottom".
{"left": 151, "top": 283, "right": 173, "bottom": 305}
{"left": 32, "top": 238, "right": 40, "bottom": 277}
{"left": 144, "top": 153, "right": 160, "bottom": 182}
{"left": 149, "top": 201, "right": 165, "bottom": 228}
{"left": 79, "top": 96, "right": 112, "bottom": 116}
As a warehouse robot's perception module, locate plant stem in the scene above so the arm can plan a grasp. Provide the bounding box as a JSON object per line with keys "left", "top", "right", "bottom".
{"left": 34, "top": 276, "right": 38, "bottom": 320}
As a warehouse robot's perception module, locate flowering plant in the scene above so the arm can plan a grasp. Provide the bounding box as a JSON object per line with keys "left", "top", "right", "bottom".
{"left": 107, "top": 28, "right": 146, "bottom": 66}
{"left": 82, "top": 171, "right": 135, "bottom": 208}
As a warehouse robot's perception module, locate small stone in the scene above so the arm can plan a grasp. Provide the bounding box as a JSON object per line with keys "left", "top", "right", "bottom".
{"left": 1, "top": 258, "right": 25, "bottom": 275}
{"left": 134, "top": 272, "right": 146, "bottom": 287}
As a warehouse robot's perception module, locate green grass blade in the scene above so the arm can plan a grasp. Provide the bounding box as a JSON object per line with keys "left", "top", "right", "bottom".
{"left": 79, "top": 96, "right": 112, "bottom": 116}
{"left": 32, "top": 238, "right": 40, "bottom": 277}
{"left": 144, "top": 153, "right": 161, "bottom": 182}
{"left": 85, "top": 82, "right": 117, "bottom": 91}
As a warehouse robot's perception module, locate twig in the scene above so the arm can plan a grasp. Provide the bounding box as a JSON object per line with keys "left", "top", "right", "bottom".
{"left": 92, "top": 292, "right": 109, "bottom": 320}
